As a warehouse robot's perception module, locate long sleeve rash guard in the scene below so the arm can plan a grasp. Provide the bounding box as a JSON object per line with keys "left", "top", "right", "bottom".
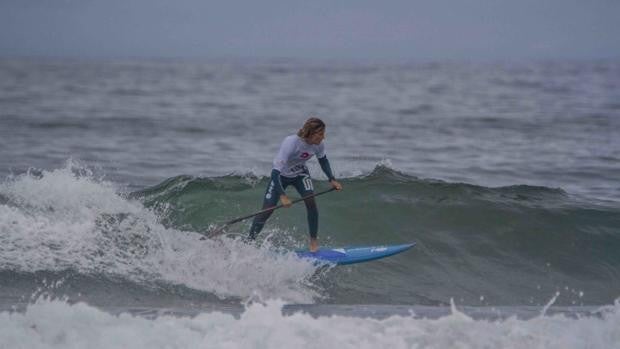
{"left": 270, "top": 134, "right": 335, "bottom": 196}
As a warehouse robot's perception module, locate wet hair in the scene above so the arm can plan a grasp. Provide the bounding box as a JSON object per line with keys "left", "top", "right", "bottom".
{"left": 297, "top": 117, "right": 326, "bottom": 138}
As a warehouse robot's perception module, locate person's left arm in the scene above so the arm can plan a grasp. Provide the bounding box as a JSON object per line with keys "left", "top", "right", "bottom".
{"left": 316, "top": 144, "right": 342, "bottom": 190}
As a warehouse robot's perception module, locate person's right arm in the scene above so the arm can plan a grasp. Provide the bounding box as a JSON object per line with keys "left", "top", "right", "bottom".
{"left": 272, "top": 137, "right": 295, "bottom": 207}
{"left": 270, "top": 169, "right": 291, "bottom": 207}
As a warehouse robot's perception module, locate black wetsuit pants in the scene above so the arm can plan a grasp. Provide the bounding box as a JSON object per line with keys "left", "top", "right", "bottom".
{"left": 248, "top": 172, "right": 318, "bottom": 240}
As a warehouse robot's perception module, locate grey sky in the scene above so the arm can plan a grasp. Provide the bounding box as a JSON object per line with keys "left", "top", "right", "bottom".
{"left": 1, "top": 0, "right": 619, "bottom": 61}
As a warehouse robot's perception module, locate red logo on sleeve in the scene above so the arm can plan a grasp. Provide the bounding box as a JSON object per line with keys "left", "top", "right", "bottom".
{"left": 300, "top": 152, "right": 310, "bottom": 159}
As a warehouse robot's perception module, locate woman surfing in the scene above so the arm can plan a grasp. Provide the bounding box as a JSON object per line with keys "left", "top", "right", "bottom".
{"left": 248, "top": 117, "right": 342, "bottom": 252}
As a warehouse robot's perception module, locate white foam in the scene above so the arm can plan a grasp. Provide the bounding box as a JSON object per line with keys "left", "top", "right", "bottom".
{"left": 1, "top": 298, "right": 618, "bottom": 349}
{"left": 0, "top": 161, "right": 319, "bottom": 302}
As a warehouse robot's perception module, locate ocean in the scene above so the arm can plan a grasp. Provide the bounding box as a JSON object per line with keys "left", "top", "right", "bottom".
{"left": 1, "top": 58, "right": 619, "bottom": 348}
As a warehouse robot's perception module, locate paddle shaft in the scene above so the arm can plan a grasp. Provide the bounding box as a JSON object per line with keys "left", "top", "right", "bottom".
{"left": 205, "top": 187, "right": 337, "bottom": 238}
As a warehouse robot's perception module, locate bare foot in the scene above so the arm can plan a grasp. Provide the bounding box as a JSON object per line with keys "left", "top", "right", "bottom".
{"left": 309, "top": 238, "right": 319, "bottom": 252}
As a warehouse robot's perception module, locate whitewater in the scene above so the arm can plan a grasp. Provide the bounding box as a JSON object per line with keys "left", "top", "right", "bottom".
{"left": 1, "top": 298, "right": 619, "bottom": 349}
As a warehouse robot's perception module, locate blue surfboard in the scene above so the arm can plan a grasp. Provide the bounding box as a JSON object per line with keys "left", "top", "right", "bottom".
{"left": 295, "top": 242, "right": 415, "bottom": 265}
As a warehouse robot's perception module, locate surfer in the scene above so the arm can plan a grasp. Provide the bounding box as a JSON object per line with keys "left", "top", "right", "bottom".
{"left": 248, "top": 117, "right": 342, "bottom": 252}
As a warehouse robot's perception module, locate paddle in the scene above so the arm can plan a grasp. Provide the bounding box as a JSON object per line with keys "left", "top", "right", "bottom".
{"left": 201, "top": 187, "right": 337, "bottom": 239}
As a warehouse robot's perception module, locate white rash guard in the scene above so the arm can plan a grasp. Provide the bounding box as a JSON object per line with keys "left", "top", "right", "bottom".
{"left": 273, "top": 134, "right": 326, "bottom": 178}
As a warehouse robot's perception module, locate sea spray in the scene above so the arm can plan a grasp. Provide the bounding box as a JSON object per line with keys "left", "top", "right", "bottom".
{"left": 0, "top": 162, "right": 323, "bottom": 303}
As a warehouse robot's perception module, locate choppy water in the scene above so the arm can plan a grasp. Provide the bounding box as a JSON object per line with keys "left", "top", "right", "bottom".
{"left": 1, "top": 59, "right": 620, "bottom": 348}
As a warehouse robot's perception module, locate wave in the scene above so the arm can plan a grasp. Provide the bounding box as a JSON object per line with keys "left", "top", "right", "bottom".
{"left": 1, "top": 298, "right": 619, "bottom": 349}
{"left": 2, "top": 162, "right": 620, "bottom": 306}
{"left": 133, "top": 165, "right": 620, "bottom": 305}
{"left": 0, "top": 162, "right": 321, "bottom": 304}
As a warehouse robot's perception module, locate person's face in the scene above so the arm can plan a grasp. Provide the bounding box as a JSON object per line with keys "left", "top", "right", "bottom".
{"left": 307, "top": 129, "right": 325, "bottom": 145}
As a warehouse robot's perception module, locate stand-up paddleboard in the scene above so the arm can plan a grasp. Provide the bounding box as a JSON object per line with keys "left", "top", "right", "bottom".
{"left": 295, "top": 242, "right": 415, "bottom": 265}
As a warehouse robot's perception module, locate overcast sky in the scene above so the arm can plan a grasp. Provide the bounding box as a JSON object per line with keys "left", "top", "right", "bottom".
{"left": 1, "top": 0, "right": 619, "bottom": 61}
